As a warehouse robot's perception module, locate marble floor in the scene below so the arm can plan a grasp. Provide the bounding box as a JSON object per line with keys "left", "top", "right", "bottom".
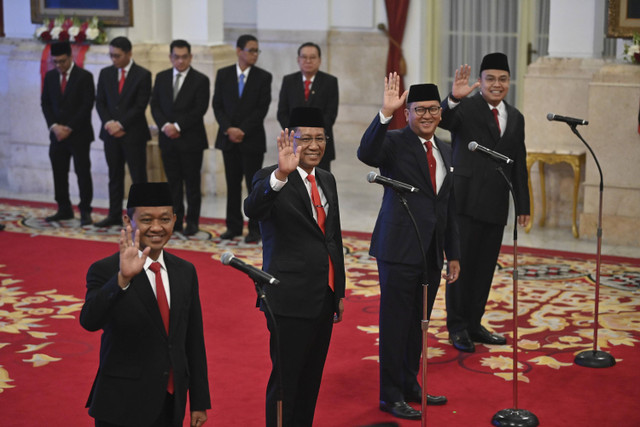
{"left": 1, "top": 139, "right": 637, "bottom": 259}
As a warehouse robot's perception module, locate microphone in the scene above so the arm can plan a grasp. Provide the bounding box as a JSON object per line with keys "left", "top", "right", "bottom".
{"left": 546, "top": 113, "right": 588, "bottom": 126}
{"left": 220, "top": 252, "right": 280, "bottom": 285}
{"left": 468, "top": 141, "right": 513, "bottom": 164}
{"left": 367, "top": 172, "right": 419, "bottom": 193}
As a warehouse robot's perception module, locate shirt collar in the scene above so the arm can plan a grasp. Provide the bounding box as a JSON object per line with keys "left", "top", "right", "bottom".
{"left": 143, "top": 250, "right": 166, "bottom": 271}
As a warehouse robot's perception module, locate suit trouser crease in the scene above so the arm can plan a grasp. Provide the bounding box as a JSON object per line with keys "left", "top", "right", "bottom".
{"left": 160, "top": 147, "right": 204, "bottom": 226}
{"left": 49, "top": 139, "right": 93, "bottom": 212}
{"left": 104, "top": 137, "right": 148, "bottom": 216}
{"left": 221, "top": 146, "right": 263, "bottom": 234}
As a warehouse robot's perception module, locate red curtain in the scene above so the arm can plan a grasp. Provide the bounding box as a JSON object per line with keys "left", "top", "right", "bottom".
{"left": 384, "top": 0, "right": 410, "bottom": 129}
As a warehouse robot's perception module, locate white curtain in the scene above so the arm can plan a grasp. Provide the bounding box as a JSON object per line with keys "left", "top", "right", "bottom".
{"left": 438, "top": 0, "right": 550, "bottom": 106}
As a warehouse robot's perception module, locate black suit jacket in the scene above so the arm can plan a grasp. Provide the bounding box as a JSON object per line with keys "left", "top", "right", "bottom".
{"left": 41, "top": 64, "right": 95, "bottom": 145}
{"left": 244, "top": 166, "right": 346, "bottom": 318}
{"left": 277, "top": 71, "right": 339, "bottom": 161}
{"left": 358, "top": 115, "right": 460, "bottom": 268}
{"left": 150, "top": 67, "right": 210, "bottom": 152}
{"left": 96, "top": 62, "right": 152, "bottom": 143}
{"left": 80, "top": 251, "right": 210, "bottom": 426}
{"left": 212, "top": 64, "right": 272, "bottom": 155}
{"left": 439, "top": 92, "right": 530, "bottom": 225}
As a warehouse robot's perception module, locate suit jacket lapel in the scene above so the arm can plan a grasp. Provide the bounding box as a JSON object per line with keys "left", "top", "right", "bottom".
{"left": 164, "top": 253, "right": 183, "bottom": 336}
{"left": 472, "top": 93, "right": 501, "bottom": 144}
{"left": 404, "top": 127, "right": 435, "bottom": 195}
{"left": 131, "top": 269, "right": 167, "bottom": 336}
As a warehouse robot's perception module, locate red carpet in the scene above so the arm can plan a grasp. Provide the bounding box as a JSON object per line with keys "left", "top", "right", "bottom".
{"left": 1, "top": 201, "right": 640, "bottom": 426}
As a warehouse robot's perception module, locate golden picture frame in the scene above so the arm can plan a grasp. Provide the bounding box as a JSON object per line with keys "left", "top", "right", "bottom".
{"left": 608, "top": 0, "right": 640, "bottom": 38}
{"left": 30, "top": 0, "right": 133, "bottom": 27}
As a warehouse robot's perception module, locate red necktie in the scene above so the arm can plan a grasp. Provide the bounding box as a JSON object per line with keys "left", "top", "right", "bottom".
{"left": 425, "top": 141, "right": 437, "bottom": 194}
{"left": 307, "top": 174, "right": 334, "bottom": 291}
{"left": 304, "top": 79, "right": 311, "bottom": 101}
{"left": 149, "top": 262, "right": 174, "bottom": 394}
{"left": 118, "top": 68, "right": 126, "bottom": 94}
{"left": 60, "top": 73, "right": 67, "bottom": 94}
{"left": 492, "top": 108, "right": 501, "bottom": 135}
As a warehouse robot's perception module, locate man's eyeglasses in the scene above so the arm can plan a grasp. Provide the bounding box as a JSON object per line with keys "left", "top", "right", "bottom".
{"left": 413, "top": 106, "right": 442, "bottom": 116}
{"left": 244, "top": 48, "right": 261, "bottom": 54}
{"left": 294, "top": 136, "right": 329, "bottom": 145}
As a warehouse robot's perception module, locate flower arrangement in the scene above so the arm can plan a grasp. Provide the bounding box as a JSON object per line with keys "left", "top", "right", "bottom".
{"left": 623, "top": 32, "right": 640, "bottom": 64}
{"left": 35, "top": 15, "right": 107, "bottom": 45}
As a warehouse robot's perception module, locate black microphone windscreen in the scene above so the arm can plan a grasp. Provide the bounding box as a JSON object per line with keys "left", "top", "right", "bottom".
{"left": 221, "top": 252, "right": 234, "bottom": 265}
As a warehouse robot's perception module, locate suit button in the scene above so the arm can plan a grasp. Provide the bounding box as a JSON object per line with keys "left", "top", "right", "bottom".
{"left": 163, "top": 371, "right": 169, "bottom": 377}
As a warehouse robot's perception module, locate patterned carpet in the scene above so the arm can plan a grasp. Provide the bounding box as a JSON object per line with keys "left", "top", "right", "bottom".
{"left": 1, "top": 200, "right": 640, "bottom": 425}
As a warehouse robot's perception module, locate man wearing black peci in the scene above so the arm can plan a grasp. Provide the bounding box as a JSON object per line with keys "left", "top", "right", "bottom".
{"left": 439, "top": 53, "right": 530, "bottom": 353}
{"left": 41, "top": 41, "right": 95, "bottom": 225}
{"left": 358, "top": 73, "right": 460, "bottom": 421}
{"left": 244, "top": 107, "right": 345, "bottom": 427}
{"left": 80, "top": 182, "right": 210, "bottom": 427}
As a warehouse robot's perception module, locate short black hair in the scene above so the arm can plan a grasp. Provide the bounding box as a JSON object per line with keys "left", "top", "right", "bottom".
{"left": 170, "top": 39, "right": 191, "bottom": 54}
{"left": 236, "top": 34, "right": 258, "bottom": 50}
{"left": 110, "top": 36, "right": 132, "bottom": 53}
{"left": 297, "top": 42, "right": 321, "bottom": 58}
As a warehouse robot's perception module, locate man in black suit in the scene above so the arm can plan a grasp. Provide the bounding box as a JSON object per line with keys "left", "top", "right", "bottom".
{"left": 151, "top": 39, "right": 210, "bottom": 236}
{"left": 80, "top": 182, "right": 210, "bottom": 427}
{"left": 212, "top": 34, "right": 272, "bottom": 244}
{"left": 95, "top": 36, "right": 152, "bottom": 228}
{"left": 277, "top": 42, "right": 339, "bottom": 171}
{"left": 358, "top": 74, "right": 460, "bottom": 420}
{"left": 439, "top": 53, "right": 530, "bottom": 353}
{"left": 41, "top": 41, "right": 95, "bottom": 225}
{"left": 244, "top": 107, "right": 345, "bottom": 427}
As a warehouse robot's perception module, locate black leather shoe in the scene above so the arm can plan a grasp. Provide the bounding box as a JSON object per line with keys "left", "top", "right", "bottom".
{"left": 379, "top": 401, "right": 421, "bottom": 420}
{"left": 80, "top": 211, "right": 93, "bottom": 226}
{"left": 244, "top": 231, "right": 261, "bottom": 244}
{"left": 449, "top": 329, "right": 475, "bottom": 353}
{"left": 406, "top": 391, "right": 448, "bottom": 406}
{"left": 183, "top": 223, "right": 199, "bottom": 236}
{"left": 95, "top": 216, "right": 123, "bottom": 228}
{"left": 46, "top": 210, "right": 74, "bottom": 222}
{"left": 220, "top": 230, "right": 241, "bottom": 240}
{"left": 469, "top": 325, "right": 507, "bottom": 345}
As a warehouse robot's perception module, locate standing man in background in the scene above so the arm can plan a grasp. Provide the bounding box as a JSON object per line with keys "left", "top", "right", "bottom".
{"left": 277, "top": 42, "right": 339, "bottom": 171}
{"left": 244, "top": 107, "right": 345, "bottom": 427}
{"left": 358, "top": 74, "right": 460, "bottom": 421}
{"left": 95, "top": 36, "right": 152, "bottom": 228}
{"left": 213, "top": 34, "right": 272, "bottom": 244}
{"left": 440, "top": 53, "right": 530, "bottom": 353}
{"left": 151, "top": 39, "right": 210, "bottom": 236}
{"left": 41, "top": 41, "right": 95, "bottom": 225}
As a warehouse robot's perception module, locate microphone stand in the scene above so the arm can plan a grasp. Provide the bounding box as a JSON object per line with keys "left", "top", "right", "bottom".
{"left": 491, "top": 165, "right": 539, "bottom": 427}
{"left": 394, "top": 189, "right": 430, "bottom": 426}
{"left": 254, "top": 279, "right": 284, "bottom": 427}
{"left": 566, "top": 124, "right": 616, "bottom": 369}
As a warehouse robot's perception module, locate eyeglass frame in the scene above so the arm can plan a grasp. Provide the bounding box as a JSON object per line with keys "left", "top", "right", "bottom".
{"left": 243, "top": 48, "right": 261, "bottom": 55}
{"left": 411, "top": 105, "right": 442, "bottom": 116}
{"left": 293, "top": 135, "right": 330, "bottom": 145}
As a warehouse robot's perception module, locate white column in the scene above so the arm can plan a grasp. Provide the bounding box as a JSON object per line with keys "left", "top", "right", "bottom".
{"left": 548, "top": 0, "right": 605, "bottom": 58}
{"left": 172, "top": 0, "right": 224, "bottom": 45}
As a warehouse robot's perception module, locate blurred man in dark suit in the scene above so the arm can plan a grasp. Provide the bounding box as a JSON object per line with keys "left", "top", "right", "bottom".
{"left": 244, "top": 107, "right": 345, "bottom": 427}
{"left": 41, "top": 41, "right": 95, "bottom": 225}
{"left": 151, "top": 39, "right": 210, "bottom": 236}
{"left": 95, "top": 36, "right": 152, "bottom": 228}
{"left": 358, "top": 74, "right": 460, "bottom": 420}
{"left": 213, "top": 34, "right": 272, "bottom": 244}
{"left": 80, "top": 182, "right": 210, "bottom": 427}
{"left": 277, "top": 42, "right": 339, "bottom": 171}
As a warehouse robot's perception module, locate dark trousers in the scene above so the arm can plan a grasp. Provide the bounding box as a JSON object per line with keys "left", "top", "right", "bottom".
{"left": 103, "top": 137, "right": 147, "bottom": 217}
{"left": 265, "top": 288, "right": 334, "bottom": 427}
{"left": 160, "top": 147, "right": 204, "bottom": 227}
{"left": 445, "top": 214, "right": 505, "bottom": 333}
{"left": 221, "top": 146, "right": 263, "bottom": 235}
{"left": 377, "top": 249, "right": 441, "bottom": 403}
{"left": 94, "top": 392, "right": 175, "bottom": 427}
{"left": 49, "top": 138, "right": 93, "bottom": 213}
